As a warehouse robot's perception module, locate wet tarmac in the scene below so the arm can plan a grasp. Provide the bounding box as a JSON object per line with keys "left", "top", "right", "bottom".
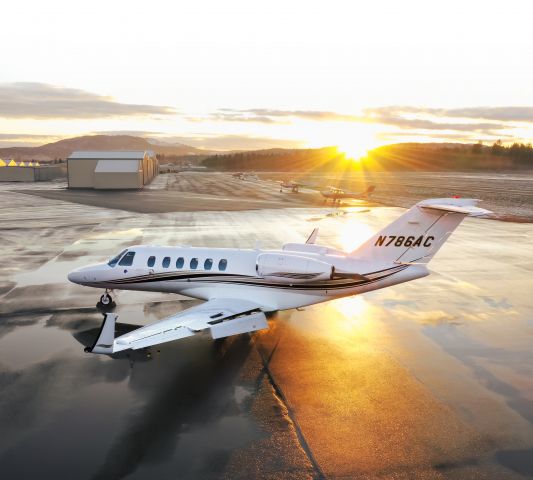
{"left": 1, "top": 182, "right": 533, "bottom": 479}
{"left": 14, "top": 170, "right": 533, "bottom": 222}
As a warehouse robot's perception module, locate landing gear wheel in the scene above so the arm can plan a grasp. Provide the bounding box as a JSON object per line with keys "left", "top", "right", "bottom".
{"left": 100, "top": 293, "right": 112, "bottom": 305}
{"left": 97, "top": 291, "right": 115, "bottom": 310}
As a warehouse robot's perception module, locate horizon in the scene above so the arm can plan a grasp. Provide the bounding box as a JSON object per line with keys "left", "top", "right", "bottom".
{"left": 2, "top": 0, "right": 533, "bottom": 157}
{"left": 0, "top": 131, "right": 503, "bottom": 151}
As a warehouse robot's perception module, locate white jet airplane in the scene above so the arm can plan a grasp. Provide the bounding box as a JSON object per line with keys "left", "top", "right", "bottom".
{"left": 68, "top": 198, "right": 490, "bottom": 354}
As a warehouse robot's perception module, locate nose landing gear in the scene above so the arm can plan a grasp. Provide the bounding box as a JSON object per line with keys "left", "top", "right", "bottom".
{"left": 97, "top": 290, "right": 115, "bottom": 310}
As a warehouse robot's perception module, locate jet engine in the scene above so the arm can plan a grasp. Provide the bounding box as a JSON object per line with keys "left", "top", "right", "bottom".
{"left": 256, "top": 253, "right": 334, "bottom": 284}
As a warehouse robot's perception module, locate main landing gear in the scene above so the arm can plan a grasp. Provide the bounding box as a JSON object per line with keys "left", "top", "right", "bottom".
{"left": 97, "top": 290, "right": 115, "bottom": 310}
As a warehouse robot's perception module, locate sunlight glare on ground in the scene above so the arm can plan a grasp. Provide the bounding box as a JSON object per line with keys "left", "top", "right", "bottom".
{"left": 325, "top": 296, "right": 378, "bottom": 340}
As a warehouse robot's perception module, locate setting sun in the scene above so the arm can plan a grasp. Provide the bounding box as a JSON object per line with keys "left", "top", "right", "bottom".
{"left": 337, "top": 142, "right": 369, "bottom": 161}
{"left": 333, "top": 123, "right": 381, "bottom": 160}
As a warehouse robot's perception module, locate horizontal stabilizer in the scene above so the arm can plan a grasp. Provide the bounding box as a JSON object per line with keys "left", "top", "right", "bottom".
{"left": 418, "top": 198, "right": 492, "bottom": 217}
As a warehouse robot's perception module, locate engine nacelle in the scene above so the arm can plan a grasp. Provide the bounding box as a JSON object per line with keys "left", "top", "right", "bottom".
{"left": 256, "top": 253, "right": 334, "bottom": 284}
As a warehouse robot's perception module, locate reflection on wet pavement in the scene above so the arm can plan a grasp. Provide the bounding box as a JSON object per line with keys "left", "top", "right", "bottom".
{"left": 1, "top": 188, "right": 533, "bottom": 479}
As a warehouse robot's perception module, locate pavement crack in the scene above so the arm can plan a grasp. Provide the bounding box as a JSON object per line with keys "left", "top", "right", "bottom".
{"left": 254, "top": 337, "right": 327, "bottom": 480}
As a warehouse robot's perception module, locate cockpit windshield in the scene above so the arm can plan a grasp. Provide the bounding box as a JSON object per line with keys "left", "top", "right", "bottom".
{"left": 108, "top": 249, "right": 127, "bottom": 267}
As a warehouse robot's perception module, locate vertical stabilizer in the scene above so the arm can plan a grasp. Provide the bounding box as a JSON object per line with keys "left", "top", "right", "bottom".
{"left": 350, "top": 198, "right": 490, "bottom": 267}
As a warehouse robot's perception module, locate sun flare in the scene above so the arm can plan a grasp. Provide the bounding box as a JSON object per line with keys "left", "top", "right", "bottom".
{"left": 337, "top": 142, "right": 369, "bottom": 161}
{"left": 334, "top": 124, "right": 381, "bottom": 160}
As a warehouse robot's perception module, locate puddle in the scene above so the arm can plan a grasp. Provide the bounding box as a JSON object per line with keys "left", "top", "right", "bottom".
{"left": 0, "top": 317, "right": 75, "bottom": 370}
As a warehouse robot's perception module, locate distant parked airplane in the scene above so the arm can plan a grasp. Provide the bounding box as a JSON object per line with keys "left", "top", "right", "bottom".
{"left": 231, "top": 172, "right": 258, "bottom": 181}
{"left": 279, "top": 180, "right": 305, "bottom": 193}
{"left": 321, "top": 185, "right": 375, "bottom": 203}
{"left": 68, "top": 197, "right": 490, "bottom": 355}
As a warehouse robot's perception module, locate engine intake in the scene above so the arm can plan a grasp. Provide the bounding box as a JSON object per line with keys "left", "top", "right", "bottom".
{"left": 256, "top": 253, "right": 334, "bottom": 284}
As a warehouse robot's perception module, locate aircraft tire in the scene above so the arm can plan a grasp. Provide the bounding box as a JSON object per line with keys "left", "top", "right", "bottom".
{"left": 100, "top": 293, "right": 112, "bottom": 305}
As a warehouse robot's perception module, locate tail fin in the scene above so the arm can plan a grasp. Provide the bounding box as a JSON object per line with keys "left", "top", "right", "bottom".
{"left": 351, "top": 198, "right": 491, "bottom": 266}
{"left": 365, "top": 185, "right": 375, "bottom": 196}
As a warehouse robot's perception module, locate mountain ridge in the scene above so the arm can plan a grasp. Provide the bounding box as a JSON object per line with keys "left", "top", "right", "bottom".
{"left": 0, "top": 134, "right": 214, "bottom": 160}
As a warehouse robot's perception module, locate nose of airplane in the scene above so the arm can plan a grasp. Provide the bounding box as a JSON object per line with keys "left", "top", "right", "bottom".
{"left": 68, "top": 268, "right": 85, "bottom": 284}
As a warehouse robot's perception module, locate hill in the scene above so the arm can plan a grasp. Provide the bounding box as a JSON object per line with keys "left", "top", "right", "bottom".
{"left": 0, "top": 135, "right": 211, "bottom": 161}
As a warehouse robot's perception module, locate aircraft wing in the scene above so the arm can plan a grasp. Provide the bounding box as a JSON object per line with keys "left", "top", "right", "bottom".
{"left": 88, "top": 298, "right": 268, "bottom": 354}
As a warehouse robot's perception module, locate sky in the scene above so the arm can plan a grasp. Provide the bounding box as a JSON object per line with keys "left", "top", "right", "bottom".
{"left": 1, "top": 0, "right": 533, "bottom": 155}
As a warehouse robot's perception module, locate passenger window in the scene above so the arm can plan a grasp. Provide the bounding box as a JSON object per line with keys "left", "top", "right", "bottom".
{"left": 108, "top": 249, "right": 127, "bottom": 267}
{"left": 204, "top": 258, "right": 213, "bottom": 270}
{"left": 190, "top": 258, "right": 198, "bottom": 269}
{"left": 147, "top": 256, "right": 155, "bottom": 267}
{"left": 118, "top": 251, "right": 136, "bottom": 266}
{"left": 218, "top": 259, "right": 227, "bottom": 271}
{"left": 176, "top": 257, "right": 184, "bottom": 268}
{"left": 162, "top": 256, "right": 170, "bottom": 268}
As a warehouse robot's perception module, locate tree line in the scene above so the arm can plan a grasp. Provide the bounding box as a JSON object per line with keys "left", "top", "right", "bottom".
{"left": 201, "top": 142, "right": 533, "bottom": 172}
{"left": 202, "top": 147, "right": 343, "bottom": 171}
{"left": 490, "top": 140, "right": 533, "bottom": 162}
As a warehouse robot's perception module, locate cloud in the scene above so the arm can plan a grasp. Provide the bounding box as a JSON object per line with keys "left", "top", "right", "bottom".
{"left": 92, "top": 130, "right": 163, "bottom": 137}
{"left": 362, "top": 106, "right": 507, "bottom": 133}
{"left": 447, "top": 106, "right": 533, "bottom": 122}
{"left": 246, "top": 109, "right": 362, "bottom": 122}
{"left": 0, "top": 133, "right": 54, "bottom": 139}
{"left": 377, "top": 131, "right": 510, "bottom": 142}
{"left": 169, "top": 134, "right": 304, "bottom": 150}
{"left": 197, "top": 106, "right": 521, "bottom": 134}
{"left": 0, "top": 133, "right": 63, "bottom": 148}
{"left": 0, "top": 83, "right": 176, "bottom": 119}
{"left": 193, "top": 108, "right": 363, "bottom": 124}
{"left": 368, "top": 106, "right": 533, "bottom": 123}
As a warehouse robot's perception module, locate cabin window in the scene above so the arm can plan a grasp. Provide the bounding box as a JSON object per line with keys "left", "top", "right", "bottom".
{"left": 162, "top": 256, "right": 171, "bottom": 268}
{"left": 176, "top": 257, "right": 184, "bottom": 268}
{"left": 204, "top": 258, "right": 213, "bottom": 270}
{"left": 147, "top": 256, "right": 156, "bottom": 267}
{"left": 108, "top": 249, "right": 127, "bottom": 267}
{"left": 190, "top": 258, "right": 198, "bottom": 269}
{"left": 118, "top": 251, "right": 136, "bottom": 266}
{"left": 218, "top": 259, "right": 228, "bottom": 271}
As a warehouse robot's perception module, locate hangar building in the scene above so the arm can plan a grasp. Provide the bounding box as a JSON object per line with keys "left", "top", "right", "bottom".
{"left": 67, "top": 151, "right": 158, "bottom": 189}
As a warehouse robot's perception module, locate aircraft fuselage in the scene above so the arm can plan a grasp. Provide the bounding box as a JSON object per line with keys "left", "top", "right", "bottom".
{"left": 68, "top": 246, "right": 428, "bottom": 311}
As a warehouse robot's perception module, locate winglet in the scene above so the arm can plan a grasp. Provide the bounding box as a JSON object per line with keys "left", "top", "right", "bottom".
{"left": 86, "top": 313, "right": 117, "bottom": 354}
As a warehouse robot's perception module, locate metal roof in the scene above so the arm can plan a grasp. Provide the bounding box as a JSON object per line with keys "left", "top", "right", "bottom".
{"left": 68, "top": 151, "right": 149, "bottom": 160}
{"left": 94, "top": 159, "right": 141, "bottom": 173}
